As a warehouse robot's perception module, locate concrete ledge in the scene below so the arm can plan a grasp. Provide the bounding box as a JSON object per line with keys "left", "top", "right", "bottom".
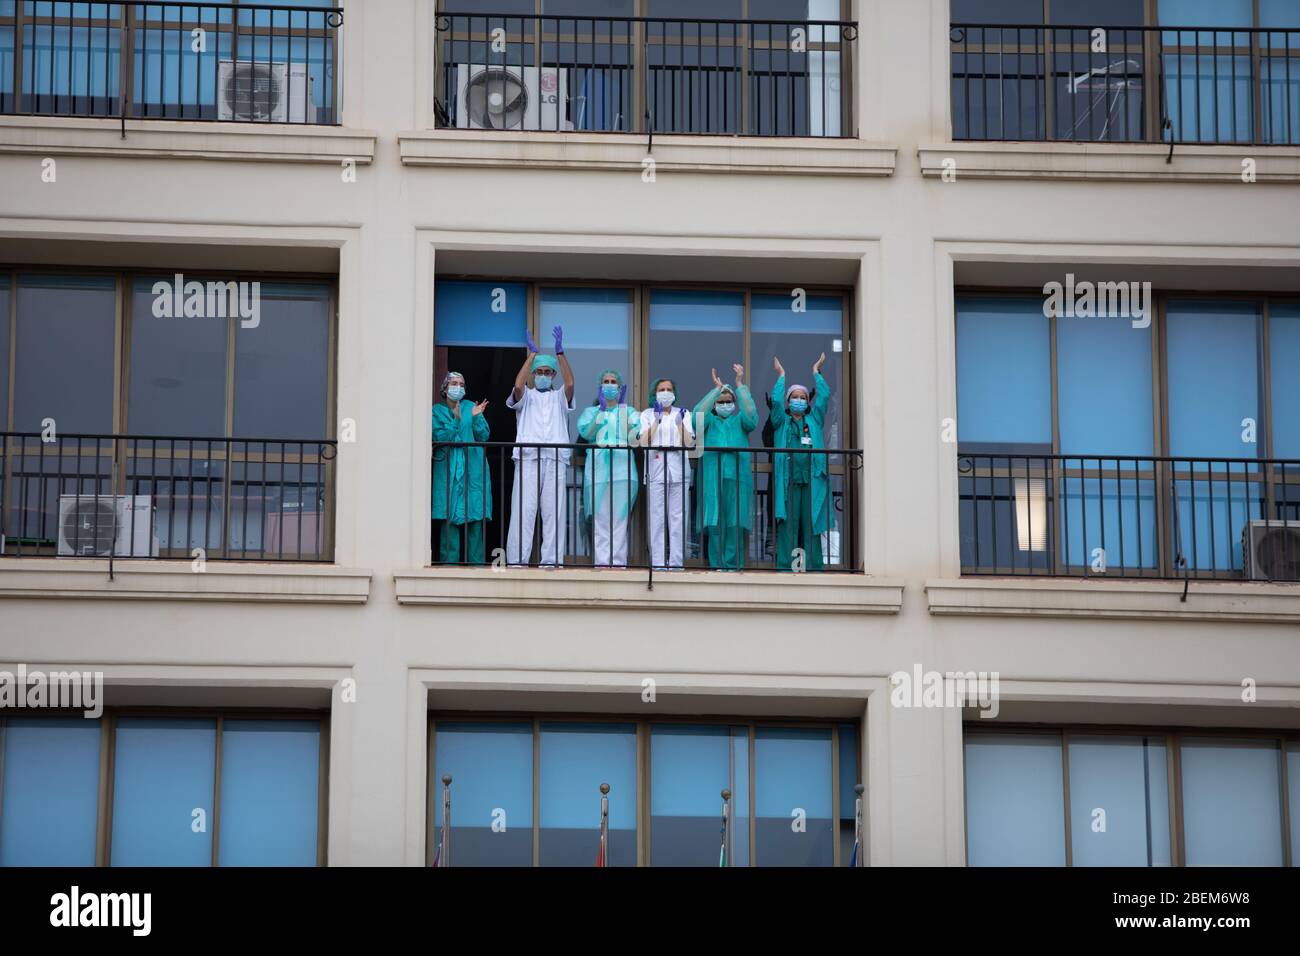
{"left": 926, "top": 577, "right": 1300, "bottom": 623}
{"left": 0, "top": 559, "right": 372, "bottom": 604}
{"left": 918, "top": 141, "right": 1300, "bottom": 183}
{"left": 399, "top": 129, "right": 897, "bottom": 176}
{"left": 0, "top": 116, "right": 378, "bottom": 164}
{"left": 394, "top": 567, "right": 904, "bottom": 613}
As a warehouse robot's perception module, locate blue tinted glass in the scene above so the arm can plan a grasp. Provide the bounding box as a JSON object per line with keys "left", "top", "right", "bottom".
{"left": 111, "top": 717, "right": 216, "bottom": 866}
{"left": 648, "top": 289, "right": 744, "bottom": 416}
{"left": 1161, "top": 51, "right": 1254, "bottom": 143}
{"left": 1067, "top": 736, "right": 1170, "bottom": 866}
{"left": 648, "top": 289, "right": 745, "bottom": 332}
{"left": 965, "top": 733, "right": 1066, "bottom": 866}
{"left": 1158, "top": 0, "right": 1252, "bottom": 26}
{"left": 1057, "top": 312, "right": 1153, "bottom": 455}
{"left": 217, "top": 719, "right": 320, "bottom": 867}
{"left": 1060, "top": 470, "right": 1159, "bottom": 569}
{"left": 540, "top": 287, "right": 632, "bottom": 424}
{"left": 732, "top": 727, "right": 750, "bottom": 867}
{"left": 0, "top": 718, "right": 101, "bottom": 866}
{"left": 539, "top": 722, "right": 637, "bottom": 866}
{"left": 1271, "top": 303, "right": 1300, "bottom": 457}
{"left": 232, "top": 283, "right": 331, "bottom": 439}
{"left": 751, "top": 293, "right": 846, "bottom": 448}
{"left": 1166, "top": 300, "right": 1262, "bottom": 457}
{"left": 433, "top": 721, "right": 533, "bottom": 867}
{"left": 751, "top": 294, "right": 842, "bottom": 334}
{"left": 1181, "top": 738, "right": 1284, "bottom": 865}
{"left": 1260, "top": 48, "right": 1300, "bottom": 145}
{"left": 755, "top": 727, "right": 833, "bottom": 866}
{"left": 436, "top": 281, "right": 528, "bottom": 348}
{"left": 0, "top": 277, "right": 8, "bottom": 427}
{"left": 1260, "top": 0, "right": 1300, "bottom": 26}
{"left": 837, "top": 722, "right": 862, "bottom": 866}
{"left": 1289, "top": 745, "right": 1300, "bottom": 866}
{"left": 955, "top": 296, "right": 1051, "bottom": 445}
{"left": 650, "top": 725, "right": 744, "bottom": 866}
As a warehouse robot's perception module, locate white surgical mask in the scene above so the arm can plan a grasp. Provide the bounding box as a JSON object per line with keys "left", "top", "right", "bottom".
{"left": 656, "top": 390, "right": 675, "bottom": 406}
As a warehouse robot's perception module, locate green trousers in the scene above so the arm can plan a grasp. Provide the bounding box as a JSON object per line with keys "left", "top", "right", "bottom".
{"left": 436, "top": 519, "right": 485, "bottom": 565}
{"left": 706, "top": 479, "right": 745, "bottom": 569}
{"left": 776, "top": 480, "right": 823, "bottom": 572}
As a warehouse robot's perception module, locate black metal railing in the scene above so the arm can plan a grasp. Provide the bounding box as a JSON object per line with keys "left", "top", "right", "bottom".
{"left": 432, "top": 441, "right": 862, "bottom": 572}
{"left": 951, "top": 22, "right": 1299, "bottom": 145}
{"left": 0, "top": 432, "right": 337, "bottom": 561}
{"left": 959, "top": 453, "right": 1300, "bottom": 581}
{"left": 434, "top": 13, "right": 855, "bottom": 137}
{"left": 0, "top": 1, "right": 343, "bottom": 124}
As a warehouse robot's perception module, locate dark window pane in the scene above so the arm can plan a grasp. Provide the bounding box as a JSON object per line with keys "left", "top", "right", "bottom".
{"left": 837, "top": 722, "right": 861, "bottom": 865}
{"left": 648, "top": 290, "right": 743, "bottom": 414}
{"left": 433, "top": 721, "right": 534, "bottom": 867}
{"left": 232, "top": 283, "right": 330, "bottom": 439}
{"left": 1051, "top": 0, "right": 1144, "bottom": 25}
{"left": 1157, "top": 0, "right": 1252, "bottom": 27}
{"left": 0, "top": 275, "right": 9, "bottom": 427}
{"left": 755, "top": 726, "right": 833, "bottom": 866}
{"left": 128, "top": 276, "right": 228, "bottom": 436}
{"left": 539, "top": 722, "right": 637, "bottom": 866}
{"left": 951, "top": 0, "right": 1043, "bottom": 23}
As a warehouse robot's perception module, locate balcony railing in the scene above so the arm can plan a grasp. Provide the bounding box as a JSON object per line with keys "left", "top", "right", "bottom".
{"left": 959, "top": 453, "right": 1300, "bottom": 582}
{"left": 432, "top": 441, "right": 862, "bottom": 571}
{"left": 0, "top": 1, "right": 343, "bottom": 124}
{"left": 434, "top": 13, "right": 855, "bottom": 137}
{"left": 951, "top": 22, "right": 1300, "bottom": 145}
{"left": 0, "top": 432, "right": 337, "bottom": 562}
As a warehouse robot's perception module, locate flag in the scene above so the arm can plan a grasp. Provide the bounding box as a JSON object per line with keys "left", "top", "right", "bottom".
{"left": 849, "top": 838, "right": 859, "bottom": 868}
{"left": 596, "top": 784, "right": 609, "bottom": 867}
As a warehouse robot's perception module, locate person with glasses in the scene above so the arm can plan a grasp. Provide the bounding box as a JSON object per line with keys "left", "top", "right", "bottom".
{"left": 506, "top": 326, "right": 575, "bottom": 565}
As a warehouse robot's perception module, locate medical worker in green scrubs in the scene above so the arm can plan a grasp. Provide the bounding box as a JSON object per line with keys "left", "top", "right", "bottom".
{"left": 431, "top": 371, "right": 491, "bottom": 563}
{"left": 769, "top": 353, "right": 831, "bottom": 571}
{"left": 694, "top": 364, "right": 759, "bottom": 569}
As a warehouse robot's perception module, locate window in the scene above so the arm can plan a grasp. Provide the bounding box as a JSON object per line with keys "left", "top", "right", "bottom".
{"left": 0, "top": 713, "right": 325, "bottom": 867}
{"left": 965, "top": 727, "right": 1297, "bottom": 867}
{"left": 428, "top": 716, "right": 862, "bottom": 866}
{"left": 955, "top": 292, "right": 1299, "bottom": 578}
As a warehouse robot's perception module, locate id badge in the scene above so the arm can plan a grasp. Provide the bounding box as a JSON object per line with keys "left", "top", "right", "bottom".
{"left": 801, "top": 435, "right": 813, "bottom": 447}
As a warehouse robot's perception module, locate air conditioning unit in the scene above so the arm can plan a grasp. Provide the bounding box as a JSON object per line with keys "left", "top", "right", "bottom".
{"left": 454, "top": 64, "right": 571, "bottom": 131}
{"left": 218, "top": 60, "right": 316, "bottom": 123}
{"left": 1242, "top": 519, "right": 1300, "bottom": 582}
{"left": 57, "top": 495, "right": 159, "bottom": 558}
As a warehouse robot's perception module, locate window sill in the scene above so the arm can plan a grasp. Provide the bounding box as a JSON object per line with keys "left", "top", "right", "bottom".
{"left": 918, "top": 141, "right": 1300, "bottom": 182}
{"left": 0, "top": 558, "right": 372, "bottom": 604}
{"left": 926, "top": 576, "right": 1300, "bottom": 623}
{"left": 394, "top": 567, "right": 904, "bottom": 614}
{"left": 0, "top": 116, "right": 378, "bottom": 164}
{"left": 398, "top": 129, "right": 897, "bottom": 176}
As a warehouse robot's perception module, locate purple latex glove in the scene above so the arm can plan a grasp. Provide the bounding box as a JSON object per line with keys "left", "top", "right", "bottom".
{"left": 598, "top": 391, "right": 608, "bottom": 411}
{"left": 524, "top": 329, "right": 540, "bottom": 354}
{"left": 552, "top": 325, "right": 564, "bottom": 354}
{"left": 654, "top": 400, "right": 664, "bottom": 419}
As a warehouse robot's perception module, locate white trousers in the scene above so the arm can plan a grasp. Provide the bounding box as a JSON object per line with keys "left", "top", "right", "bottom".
{"left": 508, "top": 457, "right": 567, "bottom": 565}
{"left": 647, "top": 479, "right": 687, "bottom": 568}
{"left": 592, "top": 504, "right": 630, "bottom": 567}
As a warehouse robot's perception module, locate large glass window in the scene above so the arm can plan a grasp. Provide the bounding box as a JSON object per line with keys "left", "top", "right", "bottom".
{"left": 539, "top": 286, "right": 633, "bottom": 429}
{"left": 965, "top": 732, "right": 1067, "bottom": 866}
{"left": 428, "top": 716, "right": 861, "bottom": 866}
{"left": 955, "top": 296, "right": 1052, "bottom": 448}
{"left": 0, "top": 717, "right": 101, "bottom": 866}
{"left": 1181, "top": 737, "right": 1285, "bottom": 866}
{"left": 1067, "top": 735, "right": 1170, "bottom": 866}
{"left": 233, "top": 283, "right": 331, "bottom": 440}
{"left": 647, "top": 290, "right": 745, "bottom": 415}
{"left": 217, "top": 719, "right": 321, "bottom": 867}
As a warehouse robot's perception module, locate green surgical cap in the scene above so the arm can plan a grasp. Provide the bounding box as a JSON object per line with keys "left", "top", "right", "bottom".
{"left": 531, "top": 354, "right": 559, "bottom": 372}
{"left": 598, "top": 368, "right": 624, "bottom": 385}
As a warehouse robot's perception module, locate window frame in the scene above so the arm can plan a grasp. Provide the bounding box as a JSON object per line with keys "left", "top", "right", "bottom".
{"left": 426, "top": 711, "right": 863, "bottom": 867}
{"left": 963, "top": 722, "right": 1298, "bottom": 867}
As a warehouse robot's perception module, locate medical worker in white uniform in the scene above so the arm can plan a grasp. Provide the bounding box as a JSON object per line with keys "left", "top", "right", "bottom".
{"left": 639, "top": 377, "right": 695, "bottom": 568}
{"left": 506, "top": 326, "right": 575, "bottom": 565}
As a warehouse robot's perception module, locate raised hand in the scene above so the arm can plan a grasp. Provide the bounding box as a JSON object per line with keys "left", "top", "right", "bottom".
{"left": 733, "top": 363, "right": 744, "bottom": 384}
{"left": 525, "top": 329, "right": 540, "bottom": 354}
{"left": 711, "top": 367, "right": 723, "bottom": 389}
{"left": 654, "top": 400, "right": 664, "bottom": 420}
{"left": 552, "top": 325, "right": 564, "bottom": 354}
{"left": 617, "top": 383, "right": 627, "bottom": 406}
{"left": 599, "top": 391, "right": 608, "bottom": 411}
{"left": 471, "top": 399, "right": 489, "bottom": 416}
{"left": 773, "top": 356, "right": 785, "bottom": 377}
{"left": 813, "top": 351, "right": 826, "bottom": 375}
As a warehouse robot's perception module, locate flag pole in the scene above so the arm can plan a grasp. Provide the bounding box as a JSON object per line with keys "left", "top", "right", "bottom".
{"left": 440, "top": 774, "right": 452, "bottom": 868}
{"left": 852, "top": 783, "right": 864, "bottom": 867}
{"left": 598, "top": 783, "right": 610, "bottom": 867}
{"left": 720, "top": 788, "right": 731, "bottom": 868}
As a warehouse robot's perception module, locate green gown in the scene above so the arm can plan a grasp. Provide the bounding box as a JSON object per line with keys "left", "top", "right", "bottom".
{"left": 431, "top": 400, "right": 491, "bottom": 563}
{"left": 576, "top": 403, "right": 641, "bottom": 524}
{"left": 694, "top": 385, "right": 758, "bottom": 569}
{"left": 769, "top": 372, "right": 832, "bottom": 571}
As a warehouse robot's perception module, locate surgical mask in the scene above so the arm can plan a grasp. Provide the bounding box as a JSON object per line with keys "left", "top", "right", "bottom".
{"left": 656, "top": 390, "right": 675, "bottom": 406}
{"left": 535, "top": 373, "right": 554, "bottom": 391}
{"left": 601, "top": 383, "right": 620, "bottom": 400}
{"left": 789, "top": 398, "right": 809, "bottom": 415}
{"left": 715, "top": 402, "right": 735, "bottom": 418}
{"left": 447, "top": 385, "right": 465, "bottom": 401}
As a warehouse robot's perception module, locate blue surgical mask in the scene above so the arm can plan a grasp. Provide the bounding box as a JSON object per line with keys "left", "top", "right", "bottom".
{"left": 601, "top": 383, "right": 620, "bottom": 400}
{"left": 715, "top": 402, "right": 736, "bottom": 418}
{"left": 447, "top": 385, "right": 465, "bottom": 402}
{"left": 534, "top": 373, "right": 554, "bottom": 391}
{"left": 789, "top": 398, "right": 809, "bottom": 415}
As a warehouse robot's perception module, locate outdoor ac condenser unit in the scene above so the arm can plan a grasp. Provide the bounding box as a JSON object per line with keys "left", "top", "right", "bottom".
{"left": 57, "top": 495, "right": 159, "bottom": 558}
{"left": 454, "top": 64, "right": 571, "bottom": 131}
{"left": 1242, "top": 519, "right": 1300, "bottom": 582}
{"left": 218, "top": 60, "right": 316, "bottom": 122}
